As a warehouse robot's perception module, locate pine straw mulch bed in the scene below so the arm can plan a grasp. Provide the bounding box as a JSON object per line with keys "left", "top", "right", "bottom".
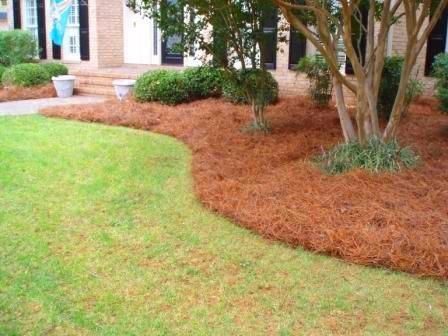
{"left": 41, "top": 97, "right": 448, "bottom": 279}
{"left": 0, "top": 84, "right": 56, "bottom": 102}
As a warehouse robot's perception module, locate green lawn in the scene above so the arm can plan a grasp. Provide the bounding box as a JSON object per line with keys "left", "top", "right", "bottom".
{"left": 0, "top": 116, "right": 447, "bottom": 335}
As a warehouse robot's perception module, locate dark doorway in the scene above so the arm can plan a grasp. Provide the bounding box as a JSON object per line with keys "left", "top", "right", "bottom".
{"left": 162, "top": 34, "right": 184, "bottom": 65}
{"left": 161, "top": 0, "right": 183, "bottom": 65}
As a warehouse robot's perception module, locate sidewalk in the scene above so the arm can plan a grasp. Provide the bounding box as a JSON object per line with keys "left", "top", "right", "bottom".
{"left": 0, "top": 96, "right": 106, "bottom": 116}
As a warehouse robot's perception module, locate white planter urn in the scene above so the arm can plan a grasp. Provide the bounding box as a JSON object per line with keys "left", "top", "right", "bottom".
{"left": 113, "top": 79, "right": 136, "bottom": 101}
{"left": 52, "top": 75, "right": 76, "bottom": 98}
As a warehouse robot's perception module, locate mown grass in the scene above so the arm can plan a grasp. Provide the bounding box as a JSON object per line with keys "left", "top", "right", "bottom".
{"left": 0, "top": 116, "right": 447, "bottom": 335}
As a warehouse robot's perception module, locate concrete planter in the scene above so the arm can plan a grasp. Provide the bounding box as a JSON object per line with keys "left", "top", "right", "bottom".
{"left": 113, "top": 79, "right": 136, "bottom": 101}
{"left": 52, "top": 75, "right": 76, "bottom": 98}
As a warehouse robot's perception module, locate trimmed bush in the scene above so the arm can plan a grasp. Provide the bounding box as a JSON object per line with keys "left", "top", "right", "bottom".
{"left": 2, "top": 63, "right": 51, "bottom": 87}
{"left": 41, "top": 63, "right": 69, "bottom": 78}
{"left": 222, "top": 69, "right": 278, "bottom": 105}
{"left": 183, "top": 66, "right": 223, "bottom": 99}
{"left": 134, "top": 70, "right": 189, "bottom": 105}
{"left": 0, "top": 30, "right": 38, "bottom": 67}
{"left": 295, "top": 55, "right": 333, "bottom": 106}
{"left": 316, "top": 138, "right": 419, "bottom": 175}
{"left": 432, "top": 53, "right": 448, "bottom": 113}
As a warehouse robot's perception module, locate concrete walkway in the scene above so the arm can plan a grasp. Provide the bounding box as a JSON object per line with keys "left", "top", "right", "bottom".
{"left": 0, "top": 95, "right": 106, "bottom": 116}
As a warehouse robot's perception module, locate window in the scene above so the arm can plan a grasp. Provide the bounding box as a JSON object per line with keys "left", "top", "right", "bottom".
{"left": 25, "top": 0, "right": 38, "bottom": 43}
{"left": 289, "top": 29, "right": 306, "bottom": 69}
{"left": 260, "top": 6, "right": 278, "bottom": 69}
{"left": 425, "top": 9, "right": 448, "bottom": 75}
{"left": 62, "top": 0, "right": 80, "bottom": 60}
{"left": 68, "top": 0, "right": 79, "bottom": 25}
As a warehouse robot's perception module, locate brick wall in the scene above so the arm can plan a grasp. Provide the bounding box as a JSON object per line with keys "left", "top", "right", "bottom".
{"left": 95, "top": 0, "right": 123, "bottom": 67}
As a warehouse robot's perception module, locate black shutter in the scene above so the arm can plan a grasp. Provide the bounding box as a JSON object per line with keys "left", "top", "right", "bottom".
{"left": 36, "top": 0, "right": 47, "bottom": 59}
{"left": 79, "top": 0, "right": 90, "bottom": 61}
{"left": 261, "top": 7, "right": 278, "bottom": 70}
{"left": 53, "top": 44, "right": 61, "bottom": 60}
{"left": 425, "top": 9, "right": 448, "bottom": 76}
{"left": 13, "top": 0, "right": 21, "bottom": 29}
{"left": 289, "top": 29, "right": 306, "bottom": 69}
{"left": 346, "top": 4, "right": 368, "bottom": 75}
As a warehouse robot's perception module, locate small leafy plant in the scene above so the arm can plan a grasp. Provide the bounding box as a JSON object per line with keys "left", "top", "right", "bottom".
{"left": 295, "top": 55, "right": 333, "bottom": 106}
{"left": 432, "top": 53, "right": 448, "bottom": 113}
{"left": 223, "top": 69, "right": 279, "bottom": 133}
{"left": 222, "top": 69, "right": 278, "bottom": 106}
{"left": 316, "top": 138, "right": 419, "bottom": 175}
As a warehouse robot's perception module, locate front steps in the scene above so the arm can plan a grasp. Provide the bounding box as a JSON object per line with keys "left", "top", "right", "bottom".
{"left": 70, "top": 70, "right": 139, "bottom": 97}
{"left": 69, "top": 65, "right": 182, "bottom": 97}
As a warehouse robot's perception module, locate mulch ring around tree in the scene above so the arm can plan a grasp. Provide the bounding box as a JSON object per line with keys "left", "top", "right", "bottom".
{"left": 40, "top": 96, "right": 448, "bottom": 280}
{"left": 0, "top": 84, "right": 56, "bottom": 102}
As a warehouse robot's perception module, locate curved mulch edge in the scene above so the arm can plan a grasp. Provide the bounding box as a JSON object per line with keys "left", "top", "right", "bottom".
{"left": 40, "top": 97, "right": 448, "bottom": 280}
{"left": 0, "top": 84, "right": 56, "bottom": 102}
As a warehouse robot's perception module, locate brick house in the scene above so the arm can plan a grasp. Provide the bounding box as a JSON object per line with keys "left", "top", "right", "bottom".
{"left": 5, "top": 0, "right": 448, "bottom": 97}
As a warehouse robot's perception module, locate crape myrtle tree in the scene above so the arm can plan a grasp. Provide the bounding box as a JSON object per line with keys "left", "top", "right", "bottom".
{"left": 130, "top": 0, "right": 281, "bottom": 131}
{"left": 274, "top": 0, "right": 448, "bottom": 144}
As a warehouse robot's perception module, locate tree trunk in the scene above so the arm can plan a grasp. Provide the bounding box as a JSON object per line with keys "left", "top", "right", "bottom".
{"left": 251, "top": 99, "right": 268, "bottom": 132}
{"left": 333, "top": 78, "right": 357, "bottom": 143}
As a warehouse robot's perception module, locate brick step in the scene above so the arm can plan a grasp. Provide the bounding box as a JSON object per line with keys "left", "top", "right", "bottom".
{"left": 75, "top": 85, "right": 116, "bottom": 97}
{"left": 76, "top": 76, "right": 117, "bottom": 86}
{"left": 70, "top": 70, "right": 140, "bottom": 80}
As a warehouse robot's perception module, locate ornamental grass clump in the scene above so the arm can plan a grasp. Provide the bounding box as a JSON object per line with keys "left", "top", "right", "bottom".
{"left": 316, "top": 138, "right": 419, "bottom": 175}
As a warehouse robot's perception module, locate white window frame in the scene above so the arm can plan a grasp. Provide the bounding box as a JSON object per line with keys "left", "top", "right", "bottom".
{"left": 25, "top": 0, "right": 38, "bottom": 45}
{"left": 62, "top": 0, "right": 81, "bottom": 61}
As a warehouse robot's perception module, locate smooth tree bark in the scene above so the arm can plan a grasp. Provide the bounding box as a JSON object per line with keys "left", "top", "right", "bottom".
{"left": 274, "top": 0, "right": 448, "bottom": 144}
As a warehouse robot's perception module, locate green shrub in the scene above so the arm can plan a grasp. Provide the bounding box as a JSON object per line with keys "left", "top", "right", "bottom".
{"left": 295, "top": 55, "right": 333, "bottom": 106}
{"left": 2, "top": 63, "right": 51, "bottom": 87}
{"left": 0, "top": 65, "right": 6, "bottom": 84}
{"left": 378, "top": 56, "right": 403, "bottom": 119}
{"left": 222, "top": 68, "right": 278, "bottom": 105}
{"left": 134, "top": 70, "right": 189, "bottom": 105}
{"left": 0, "top": 30, "right": 38, "bottom": 67}
{"left": 378, "top": 56, "right": 424, "bottom": 119}
{"left": 41, "top": 63, "right": 69, "bottom": 78}
{"left": 315, "top": 138, "right": 419, "bottom": 175}
{"left": 432, "top": 53, "right": 448, "bottom": 113}
{"left": 435, "top": 86, "right": 448, "bottom": 112}
{"left": 405, "top": 78, "right": 424, "bottom": 109}
{"left": 182, "top": 66, "right": 223, "bottom": 99}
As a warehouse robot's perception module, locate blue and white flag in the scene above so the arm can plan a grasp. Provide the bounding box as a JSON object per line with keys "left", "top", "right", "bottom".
{"left": 50, "top": 0, "right": 73, "bottom": 46}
